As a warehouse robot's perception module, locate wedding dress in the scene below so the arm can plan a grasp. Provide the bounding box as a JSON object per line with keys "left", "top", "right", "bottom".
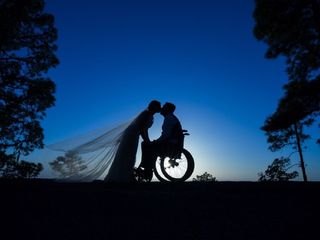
{"left": 47, "top": 110, "right": 153, "bottom": 182}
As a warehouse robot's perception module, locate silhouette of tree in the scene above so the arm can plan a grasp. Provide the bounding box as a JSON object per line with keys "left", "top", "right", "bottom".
{"left": 192, "top": 172, "right": 217, "bottom": 182}
{"left": 254, "top": 0, "right": 320, "bottom": 82}
{"left": 254, "top": 0, "right": 320, "bottom": 130}
{"left": 268, "top": 81, "right": 320, "bottom": 129}
{"left": 49, "top": 151, "right": 87, "bottom": 178}
{"left": 0, "top": 154, "right": 43, "bottom": 179}
{"left": 261, "top": 81, "right": 318, "bottom": 181}
{"left": 254, "top": 1, "right": 320, "bottom": 181}
{"left": 254, "top": 0, "right": 320, "bottom": 128}
{"left": 258, "top": 157, "right": 299, "bottom": 182}
{"left": 17, "top": 160, "right": 43, "bottom": 178}
{"left": 0, "top": 0, "right": 58, "bottom": 176}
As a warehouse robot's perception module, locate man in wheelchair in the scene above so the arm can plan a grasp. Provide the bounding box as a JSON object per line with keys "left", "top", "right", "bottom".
{"left": 137, "top": 102, "right": 184, "bottom": 180}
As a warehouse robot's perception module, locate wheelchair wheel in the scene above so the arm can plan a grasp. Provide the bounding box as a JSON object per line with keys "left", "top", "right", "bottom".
{"left": 153, "top": 159, "right": 170, "bottom": 182}
{"left": 159, "top": 149, "right": 194, "bottom": 182}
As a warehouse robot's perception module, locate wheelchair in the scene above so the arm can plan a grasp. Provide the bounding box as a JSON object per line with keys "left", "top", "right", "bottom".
{"left": 133, "top": 130, "right": 194, "bottom": 182}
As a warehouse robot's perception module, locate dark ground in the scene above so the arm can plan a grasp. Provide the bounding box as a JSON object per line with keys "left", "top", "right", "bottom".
{"left": 1, "top": 180, "right": 319, "bottom": 240}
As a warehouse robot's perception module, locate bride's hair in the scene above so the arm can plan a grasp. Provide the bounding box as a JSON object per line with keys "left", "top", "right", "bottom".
{"left": 148, "top": 100, "right": 161, "bottom": 112}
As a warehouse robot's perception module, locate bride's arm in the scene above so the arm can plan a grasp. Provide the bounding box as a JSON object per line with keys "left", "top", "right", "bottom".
{"left": 140, "top": 127, "right": 151, "bottom": 143}
{"left": 137, "top": 110, "right": 153, "bottom": 143}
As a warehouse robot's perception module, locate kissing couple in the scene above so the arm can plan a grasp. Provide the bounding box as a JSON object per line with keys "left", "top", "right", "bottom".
{"left": 48, "top": 100, "right": 184, "bottom": 182}
{"left": 105, "top": 100, "right": 184, "bottom": 183}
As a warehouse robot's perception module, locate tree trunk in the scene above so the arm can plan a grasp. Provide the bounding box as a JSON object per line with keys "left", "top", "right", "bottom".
{"left": 294, "top": 123, "right": 308, "bottom": 182}
{"left": 16, "top": 151, "right": 21, "bottom": 162}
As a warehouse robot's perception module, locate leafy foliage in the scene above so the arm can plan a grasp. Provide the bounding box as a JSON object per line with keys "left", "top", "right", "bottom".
{"left": 258, "top": 157, "right": 299, "bottom": 182}
{"left": 262, "top": 111, "right": 309, "bottom": 181}
{"left": 0, "top": 152, "right": 43, "bottom": 178}
{"left": 49, "top": 151, "right": 87, "bottom": 178}
{"left": 262, "top": 120, "right": 310, "bottom": 152}
{"left": 264, "top": 80, "right": 320, "bottom": 131}
{"left": 254, "top": 1, "right": 320, "bottom": 181}
{"left": 253, "top": 0, "right": 320, "bottom": 82}
{"left": 192, "top": 172, "right": 217, "bottom": 182}
{"left": 254, "top": 0, "right": 320, "bottom": 142}
{"left": 0, "top": 0, "right": 58, "bottom": 177}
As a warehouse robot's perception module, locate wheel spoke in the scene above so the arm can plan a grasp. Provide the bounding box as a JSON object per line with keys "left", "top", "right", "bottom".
{"left": 159, "top": 149, "right": 194, "bottom": 182}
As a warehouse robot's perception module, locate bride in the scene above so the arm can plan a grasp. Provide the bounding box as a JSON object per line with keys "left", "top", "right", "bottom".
{"left": 104, "top": 100, "right": 161, "bottom": 182}
{"left": 48, "top": 100, "right": 161, "bottom": 182}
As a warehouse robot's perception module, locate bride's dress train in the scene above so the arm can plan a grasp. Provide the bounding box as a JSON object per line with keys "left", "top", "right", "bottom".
{"left": 103, "top": 123, "right": 140, "bottom": 182}
{"left": 47, "top": 111, "right": 152, "bottom": 182}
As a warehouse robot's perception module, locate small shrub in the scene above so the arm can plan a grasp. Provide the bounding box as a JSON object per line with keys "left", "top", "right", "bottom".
{"left": 258, "top": 157, "right": 298, "bottom": 181}
{"left": 193, "top": 172, "right": 217, "bottom": 182}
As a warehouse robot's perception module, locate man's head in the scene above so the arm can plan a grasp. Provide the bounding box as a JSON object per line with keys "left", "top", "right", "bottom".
{"left": 148, "top": 100, "right": 161, "bottom": 113}
{"left": 160, "top": 102, "right": 176, "bottom": 116}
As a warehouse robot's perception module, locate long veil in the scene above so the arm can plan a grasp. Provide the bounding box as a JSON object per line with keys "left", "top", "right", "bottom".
{"left": 46, "top": 121, "right": 132, "bottom": 182}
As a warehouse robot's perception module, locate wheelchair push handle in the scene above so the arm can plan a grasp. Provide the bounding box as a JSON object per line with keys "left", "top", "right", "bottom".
{"left": 182, "top": 129, "right": 190, "bottom": 136}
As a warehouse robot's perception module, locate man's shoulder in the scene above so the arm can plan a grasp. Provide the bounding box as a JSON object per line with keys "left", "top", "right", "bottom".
{"left": 165, "top": 114, "right": 179, "bottom": 123}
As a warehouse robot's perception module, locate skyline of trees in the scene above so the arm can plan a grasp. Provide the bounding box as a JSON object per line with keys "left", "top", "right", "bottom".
{"left": 0, "top": 0, "right": 58, "bottom": 178}
{"left": 254, "top": 0, "right": 320, "bottom": 181}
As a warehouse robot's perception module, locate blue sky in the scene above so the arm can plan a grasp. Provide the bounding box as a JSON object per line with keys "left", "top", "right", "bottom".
{"left": 34, "top": 0, "right": 319, "bottom": 181}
